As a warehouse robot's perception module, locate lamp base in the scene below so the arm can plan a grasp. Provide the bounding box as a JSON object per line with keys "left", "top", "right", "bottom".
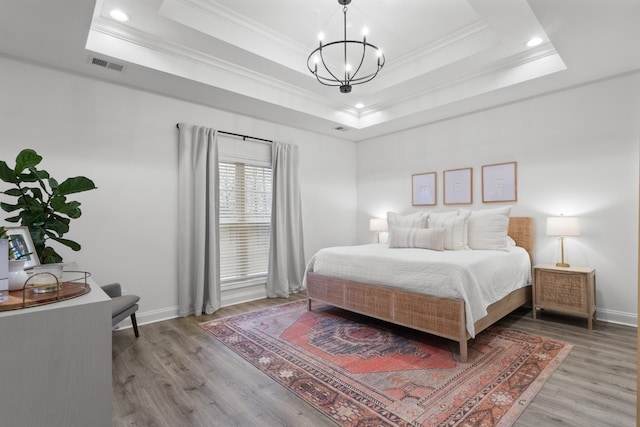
{"left": 555, "top": 262, "right": 570, "bottom": 268}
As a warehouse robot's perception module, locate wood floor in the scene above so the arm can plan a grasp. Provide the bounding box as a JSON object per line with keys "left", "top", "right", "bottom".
{"left": 112, "top": 293, "right": 636, "bottom": 427}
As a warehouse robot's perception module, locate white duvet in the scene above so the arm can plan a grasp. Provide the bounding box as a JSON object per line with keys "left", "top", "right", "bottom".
{"left": 305, "top": 244, "right": 531, "bottom": 337}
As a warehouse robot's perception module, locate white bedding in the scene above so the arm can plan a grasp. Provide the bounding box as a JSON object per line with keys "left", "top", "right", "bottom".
{"left": 305, "top": 244, "right": 531, "bottom": 337}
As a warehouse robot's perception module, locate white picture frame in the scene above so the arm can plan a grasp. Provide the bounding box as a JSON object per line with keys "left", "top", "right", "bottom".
{"left": 4, "top": 226, "right": 40, "bottom": 268}
{"left": 412, "top": 172, "right": 437, "bottom": 206}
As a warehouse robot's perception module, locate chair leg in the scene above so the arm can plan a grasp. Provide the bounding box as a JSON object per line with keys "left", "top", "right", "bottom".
{"left": 130, "top": 313, "right": 140, "bottom": 338}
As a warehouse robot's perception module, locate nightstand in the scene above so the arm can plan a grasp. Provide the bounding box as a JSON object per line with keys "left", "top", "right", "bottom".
{"left": 532, "top": 264, "right": 596, "bottom": 329}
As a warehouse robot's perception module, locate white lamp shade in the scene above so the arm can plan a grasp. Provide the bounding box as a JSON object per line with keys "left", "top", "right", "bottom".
{"left": 546, "top": 216, "right": 581, "bottom": 236}
{"left": 369, "top": 218, "right": 388, "bottom": 232}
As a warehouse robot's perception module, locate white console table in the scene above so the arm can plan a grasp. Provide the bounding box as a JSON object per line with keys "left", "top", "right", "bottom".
{"left": 0, "top": 281, "right": 112, "bottom": 427}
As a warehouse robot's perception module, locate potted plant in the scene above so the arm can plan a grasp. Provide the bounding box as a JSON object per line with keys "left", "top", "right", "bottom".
{"left": 0, "top": 149, "right": 96, "bottom": 264}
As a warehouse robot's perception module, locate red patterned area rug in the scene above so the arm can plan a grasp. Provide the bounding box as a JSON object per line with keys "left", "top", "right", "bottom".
{"left": 199, "top": 301, "right": 572, "bottom": 427}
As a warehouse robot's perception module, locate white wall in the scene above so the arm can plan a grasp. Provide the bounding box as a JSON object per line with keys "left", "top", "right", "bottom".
{"left": 357, "top": 72, "right": 640, "bottom": 326}
{"left": 0, "top": 56, "right": 358, "bottom": 323}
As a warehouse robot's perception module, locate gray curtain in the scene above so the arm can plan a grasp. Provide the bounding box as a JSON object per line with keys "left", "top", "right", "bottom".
{"left": 177, "top": 124, "right": 221, "bottom": 316}
{"left": 267, "top": 141, "right": 305, "bottom": 298}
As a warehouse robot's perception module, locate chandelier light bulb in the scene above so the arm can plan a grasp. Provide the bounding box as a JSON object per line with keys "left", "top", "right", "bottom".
{"left": 345, "top": 64, "right": 352, "bottom": 72}
{"left": 318, "top": 32, "right": 325, "bottom": 41}
{"left": 362, "top": 27, "right": 369, "bottom": 36}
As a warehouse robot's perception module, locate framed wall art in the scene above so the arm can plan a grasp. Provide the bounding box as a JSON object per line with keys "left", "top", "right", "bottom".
{"left": 444, "top": 167, "right": 472, "bottom": 205}
{"left": 4, "top": 226, "right": 40, "bottom": 268}
{"left": 482, "top": 161, "right": 517, "bottom": 203}
{"left": 412, "top": 172, "right": 437, "bottom": 206}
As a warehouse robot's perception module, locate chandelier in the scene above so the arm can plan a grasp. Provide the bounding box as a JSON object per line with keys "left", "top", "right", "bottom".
{"left": 307, "top": 0, "right": 386, "bottom": 93}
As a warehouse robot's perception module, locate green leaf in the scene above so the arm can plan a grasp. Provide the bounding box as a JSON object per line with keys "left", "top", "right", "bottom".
{"left": 0, "top": 202, "right": 21, "bottom": 212}
{"left": 40, "top": 246, "right": 63, "bottom": 264}
{"left": 50, "top": 195, "right": 67, "bottom": 211}
{"left": 51, "top": 197, "right": 82, "bottom": 218}
{"left": 57, "top": 176, "right": 96, "bottom": 195}
{"left": 14, "top": 149, "right": 42, "bottom": 175}
{"left": 44, "top": 217, "right": 70, "bottom": 236}
{"left": 18, "top": 171, "right": 40, "bottom": 183}
{"left": 19, "top": 195, "right": 43, "bottom": 212}
{"left": 50, "top": 236, "right": 81, "bottom": 251}
{"left": 30, "top": 187, "right": 44, "bottom": 201}
{"left": 3, "top": 188, "right": 22, "bottom": 197}
{"left": 0, "top": 161, "right": 17, "bottom": 184}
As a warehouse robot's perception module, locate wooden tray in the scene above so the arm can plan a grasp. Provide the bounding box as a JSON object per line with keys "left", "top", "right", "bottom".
{"left": 0, "top": 272, "right": 91, "bottom": 311}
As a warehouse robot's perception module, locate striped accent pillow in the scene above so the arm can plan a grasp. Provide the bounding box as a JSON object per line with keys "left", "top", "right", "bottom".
{"left": 389, "top": 227, "right": 445, "bottom": 251}
{"left": 428, "top": 213, "right": 469, "bottom": 250}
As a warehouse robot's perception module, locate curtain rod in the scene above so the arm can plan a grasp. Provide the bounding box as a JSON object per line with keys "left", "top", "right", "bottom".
{"left": 176, "top": 123, "right": 273, "bottom": 144}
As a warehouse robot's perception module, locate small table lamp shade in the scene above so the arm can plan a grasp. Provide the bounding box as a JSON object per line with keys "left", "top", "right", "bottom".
{"left": 370, "top": 218, "right": 388, "bottom": 243}
{"left": 546, "top": 216, "right": 580, "bottom": 267}
{"left": 369, "top": 218, "right": 388, "bottom": 232}
{"left": 546, "top": 216, "right": 581, "bottom": 237}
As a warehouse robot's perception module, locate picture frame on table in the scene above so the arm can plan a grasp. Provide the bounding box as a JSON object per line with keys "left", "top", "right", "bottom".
{"left": 4, "top": 226, "right": 40, "bottom": 268}
{"left": 482, "top": 162, "right": 517, "bottom": 203}
{"left": 412, "top": 172, "right": 437, "bottom": 206}
{"left": 444, "top": 167, "right": 472, "bottom": 205}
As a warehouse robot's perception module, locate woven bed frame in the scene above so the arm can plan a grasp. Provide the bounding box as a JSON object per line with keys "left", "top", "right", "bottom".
{"left": 307, "top": 217, "right": 534, "bottom": 363}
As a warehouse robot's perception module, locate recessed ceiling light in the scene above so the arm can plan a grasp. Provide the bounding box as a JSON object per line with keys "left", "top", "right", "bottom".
{"left": 109, "top": 9, "right": 130, "bottom": 22}
{"left": 355, "top": 103, "right": 364, "bottom": 109}
{"left": 526, "top": 37, "right": 543, "bottom": 48}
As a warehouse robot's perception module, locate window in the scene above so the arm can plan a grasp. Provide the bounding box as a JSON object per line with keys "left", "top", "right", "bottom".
{"left": 219, "top": 162, "right": 272, "bottom": 287}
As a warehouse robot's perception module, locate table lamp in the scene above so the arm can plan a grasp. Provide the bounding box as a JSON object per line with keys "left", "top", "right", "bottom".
{"left": 546, "top": 215, "right": 581, "bottom": 267}
{"left": 369, "top": 218, "right": 388, "bottom": 243}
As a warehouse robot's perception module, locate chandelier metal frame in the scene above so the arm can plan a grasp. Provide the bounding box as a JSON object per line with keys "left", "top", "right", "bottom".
{"left": 307, "top": 0, "right": 386, "bottom": 93}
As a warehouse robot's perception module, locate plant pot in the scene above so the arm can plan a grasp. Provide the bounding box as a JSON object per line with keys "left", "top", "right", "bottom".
{"left": 8, "top": 260, "right": 28, "bottom": 291}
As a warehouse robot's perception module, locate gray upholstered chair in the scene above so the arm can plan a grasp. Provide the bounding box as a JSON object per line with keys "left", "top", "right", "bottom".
{"left": 101, "top": 283, "right": 140, "bottom": 337}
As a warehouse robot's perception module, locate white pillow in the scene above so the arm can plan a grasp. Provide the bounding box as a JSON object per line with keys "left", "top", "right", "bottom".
{"left": 388, "top": 227, "right": 445, "bottom": 251}
{"left": 462, "top": 206, "right": 512, "bottom": 250}
{"left": 387, "top": 211, "right": 428, "bottom": 241}
{"left": 387, "top": 211, "right": 429, "bottom": 228}
{"left": 429, "top": 214, "right": 468, "bottom": 250}
{"left": 427, "top": 210, "right": 457, "bottom": 227}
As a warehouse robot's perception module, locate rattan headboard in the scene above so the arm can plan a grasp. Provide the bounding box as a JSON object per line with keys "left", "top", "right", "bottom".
{"left": 508, "top": 217, "right": 534, "bottom": 264}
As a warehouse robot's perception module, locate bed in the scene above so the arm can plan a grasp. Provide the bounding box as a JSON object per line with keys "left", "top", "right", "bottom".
{"left": 306, "top": 216, "right": 534, "bottom": 363}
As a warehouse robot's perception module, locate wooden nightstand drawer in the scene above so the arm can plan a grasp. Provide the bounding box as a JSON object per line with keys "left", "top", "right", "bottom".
{"left": 536, "top": 269, "right": 587, "bottom": 311}
{"left": 533, "top": 265, "right": 596, "bottom": 329}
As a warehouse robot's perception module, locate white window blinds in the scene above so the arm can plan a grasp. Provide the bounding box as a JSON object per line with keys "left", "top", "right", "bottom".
{"left": 219, "top": 162, "right": 272, "bottom": 287}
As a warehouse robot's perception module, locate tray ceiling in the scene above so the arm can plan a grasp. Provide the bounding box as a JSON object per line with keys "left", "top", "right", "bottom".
{"left": 2, "top": 0, "right": 640, "bottom": 141}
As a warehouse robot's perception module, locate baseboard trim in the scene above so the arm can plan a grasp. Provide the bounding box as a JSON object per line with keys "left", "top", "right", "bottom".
{"left": 113, "top": 287, "right": 269, "bottom": 331}
{"left": 596, "top": 308, "right": 637, "bottom": 327}
{"left": 113, "top": 306, "right": 179, "bottom": 331}
{"left": 221, "top": 284, "right": 266, "bottom": 307}
{"left": 113, "top": 301, "right": 637, "bottom": 332}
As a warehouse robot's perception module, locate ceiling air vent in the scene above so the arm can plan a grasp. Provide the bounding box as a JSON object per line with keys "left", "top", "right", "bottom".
{"left": 89, "top": 56, "right": 126, "bottom": 72}
{"left": 334, "top": 126, "right": 349, "bottom": 131}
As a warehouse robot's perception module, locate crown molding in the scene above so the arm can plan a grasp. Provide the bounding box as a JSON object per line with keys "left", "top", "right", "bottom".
{"left": 162, "top": 0, "right": 310, "bottom": 60}
{"left": 88, "top": 21, "right": 361, "bottom": 125}
{"left": 386, "top": 20, "right": 493, "bottom": 73}
{"left": 360, "top": 45, "right": 564, "bottom": 120}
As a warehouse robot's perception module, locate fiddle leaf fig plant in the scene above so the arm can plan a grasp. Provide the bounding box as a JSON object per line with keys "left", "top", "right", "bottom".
{"left": 0, "top": 149, "right": 97, "bottom": 264}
